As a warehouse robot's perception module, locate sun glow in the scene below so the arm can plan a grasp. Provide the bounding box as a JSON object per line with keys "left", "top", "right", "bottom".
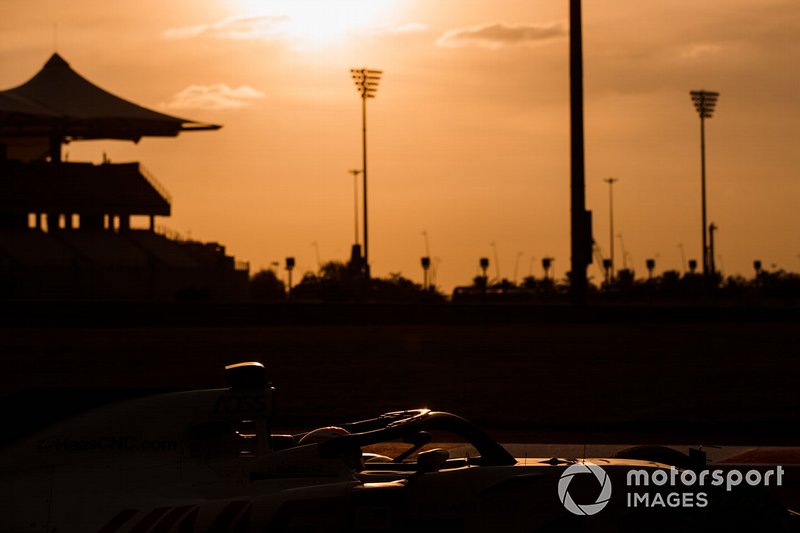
{"left": 231, "top": 0, "right": 400, "bottom": 47}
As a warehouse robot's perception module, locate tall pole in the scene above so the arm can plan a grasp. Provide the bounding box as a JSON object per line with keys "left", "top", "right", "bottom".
{"left": 569, "top": 0, "right": 588, "bottom": 303}
{"left": 514, "top": 251, "right": 523, "bottom": 284}
{"left": 700, "top": 113, "right": 707, "bottom": 275}
{"left": 690, "top": 90, "right": 719, "bottom": 278}
{"left": 361, "top": 94, "right": 369, "bottom": 277}
{"left": 617, "top": 233, "right": 627, "bottom": 270}
{"left": 421, "top": 231, "right": 431, "bottom": 290}
{"left": 708, "top": 222, "right": 717, "bottom": 276}
{"left": 351, "top": 68, "right": 382, "bottom": 280}
{"left": 348, "top": 169, "right": 361, "bottom": 245}
{"left": 285, "top": 257, "right": 295, "bottom": 297}
{"left": 604, "top": 177, "right": 617, "bottom": 279}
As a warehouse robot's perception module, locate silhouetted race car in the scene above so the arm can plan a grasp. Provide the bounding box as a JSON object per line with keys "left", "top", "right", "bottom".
{"left": 1, "top": 362, "right": 796, "bottom": 532}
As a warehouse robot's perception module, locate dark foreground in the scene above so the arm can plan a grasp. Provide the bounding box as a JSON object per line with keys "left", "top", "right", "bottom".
{"left": 2, "top": 302, "right": 798, "bottom": 447}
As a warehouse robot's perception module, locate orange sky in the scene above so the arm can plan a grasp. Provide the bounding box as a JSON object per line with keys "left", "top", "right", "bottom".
{"left": 2, "top": 0, "right": 798, "bottom": 290}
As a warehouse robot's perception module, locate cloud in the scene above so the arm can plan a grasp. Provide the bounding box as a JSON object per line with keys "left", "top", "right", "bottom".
{"left": 678, "top": 43, "right": 724, "bottom": 60}
{"left": 437, "top": 22, "right": 565, "bottom": 49}
{"left": 163, "top": 16, "right": 288, "bottom": 40}
{"left": 163, "top": 84, "right": 265, "bottom": 110}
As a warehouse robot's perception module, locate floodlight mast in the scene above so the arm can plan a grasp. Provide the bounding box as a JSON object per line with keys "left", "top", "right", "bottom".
{"left": 350, "top": 68, "right": 382, "bottom": 280}
{"left": 690, "top": 89, "right": 719, "bottom": 277}
{"left": 569, "top": 0, "right": 590, "bottom": 303}
{"left": 348, "top": 169, "right": 362, "bottom": 245}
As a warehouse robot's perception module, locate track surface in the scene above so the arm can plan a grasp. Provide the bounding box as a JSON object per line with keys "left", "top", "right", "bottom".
{"left": 2, "top": 313, "right": 798, "bottom": 445}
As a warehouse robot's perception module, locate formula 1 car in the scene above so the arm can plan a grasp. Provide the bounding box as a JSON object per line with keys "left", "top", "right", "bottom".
{"left": 0, "top": 362, "right": 795, "bottom": 532}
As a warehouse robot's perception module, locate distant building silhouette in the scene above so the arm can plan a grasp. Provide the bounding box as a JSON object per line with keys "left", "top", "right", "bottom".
{"left": 0, "top": 54, "right": 248, "bottom": 300}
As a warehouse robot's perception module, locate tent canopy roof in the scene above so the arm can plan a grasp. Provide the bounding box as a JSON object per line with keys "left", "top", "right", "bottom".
{"left": 0, "top": 54, "right": 220, "bottom": 141}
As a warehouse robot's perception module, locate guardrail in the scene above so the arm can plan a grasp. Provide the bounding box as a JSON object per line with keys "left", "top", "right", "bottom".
{"left": 154, "top": 224, "right": 187, "bottom": 242}
{"left": 138, "top": 163, "right": 173, "bottom": 205}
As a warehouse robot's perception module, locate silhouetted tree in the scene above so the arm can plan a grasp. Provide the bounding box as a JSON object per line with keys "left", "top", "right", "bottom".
{"left": 319, "top": 261, "right": 350, "bottom": 283}
{"left": 292, "top": 261, "right": 356, "bottom": 301}
{"left": 371, "top": 272, "right": 445, "bottom": 303}
{"left": 290, "top": 261, "right": 442, "bottom": 302}
{"left": 520, "top": 275, "right": 561, "bottom": 296}
{"left": 615, "top": 268, "right": 635, "bottom": 288}
{"left": 492, "top": 278, "right": 516, "bottom": 291}
{"left": 660, "top": 270, "right": 682, "bottom": 290}
{"left": 755, "top": 269, "right": 800, "bottom": 300}
{"left": 472, "top": 275, "right": 488, "bottom": 289}
{"left": 249, "top": 269, "right": 286, "bottom": 300}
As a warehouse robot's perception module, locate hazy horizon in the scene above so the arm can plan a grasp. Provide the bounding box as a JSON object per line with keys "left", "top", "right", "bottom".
{"left": 2, "top": 0, "right": 798, "bottom": 291}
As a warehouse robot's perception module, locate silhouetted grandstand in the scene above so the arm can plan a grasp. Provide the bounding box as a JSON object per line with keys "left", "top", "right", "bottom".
{"left": 0, "top": 54, "right": 248, "bottom": 300}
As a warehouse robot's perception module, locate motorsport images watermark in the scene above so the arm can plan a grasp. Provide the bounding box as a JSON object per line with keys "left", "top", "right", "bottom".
{"left": 558, "top": 462, "right": 785, "bottom": 515}
{"left": 558, "top": 462, "right": 612, "bottom": 515}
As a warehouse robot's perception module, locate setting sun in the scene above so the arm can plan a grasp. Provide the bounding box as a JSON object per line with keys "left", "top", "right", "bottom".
{"left": 231, "top": 0, "right": 400, "bottom": 46}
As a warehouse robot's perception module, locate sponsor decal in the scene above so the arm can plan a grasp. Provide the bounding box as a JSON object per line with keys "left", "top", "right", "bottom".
{"left": 214, "top": 394, "right": 267, "bottom": 414}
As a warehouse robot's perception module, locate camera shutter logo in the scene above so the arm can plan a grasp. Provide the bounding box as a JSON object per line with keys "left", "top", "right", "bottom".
{"left": 558, "top": 462, "right": 612, "bottom": 515}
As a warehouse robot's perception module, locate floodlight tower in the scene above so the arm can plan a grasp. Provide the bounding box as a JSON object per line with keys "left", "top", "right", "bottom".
{"left": 350, "top": 68, "right": 382, "bottom": 279}
{"left": 569, "top": 0, "right": 591, "bottom": 303}
{"left": 690, "top": 89, "right": 719, "bottom": 276}
{"left": 347, "top": 169, "right": 362, "bottom": 246}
